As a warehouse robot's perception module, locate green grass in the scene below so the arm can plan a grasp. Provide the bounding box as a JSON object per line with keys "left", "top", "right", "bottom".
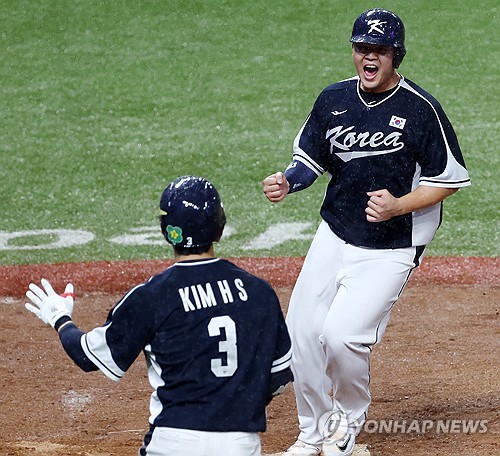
{"left": 0, "top": 0, "right": 498, "bottom": 265}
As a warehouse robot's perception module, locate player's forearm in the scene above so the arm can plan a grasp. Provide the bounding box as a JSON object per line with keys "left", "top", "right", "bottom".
{"left": 58, "top": 322, "right": 98, "bottom": 372}
{"left": 266, "top": 367, "right": 293, "bottom": 405}
{"left": 397, "top": 185, "right": 458, "bottom": 215}
{"left": 284, "top": 160, "right": 319, "bottom": 193}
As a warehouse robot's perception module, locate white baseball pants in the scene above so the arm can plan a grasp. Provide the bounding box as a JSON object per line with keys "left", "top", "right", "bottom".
{"left": 140, "top": 426, "right": 261, "bottom": 456}
{"left": 286, "top": 221, "right": 423, "bottom": 445}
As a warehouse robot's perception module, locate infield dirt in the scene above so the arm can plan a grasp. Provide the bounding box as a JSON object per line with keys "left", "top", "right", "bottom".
{"left": 0, "top": 257, "right": 498, "bottom": 455}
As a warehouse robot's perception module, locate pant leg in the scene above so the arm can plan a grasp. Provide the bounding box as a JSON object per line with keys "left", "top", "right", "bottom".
{"left": 141, "top": 427, "right": 261, "bottom": 456}
{"left": 141, "top": 427, "right": 206, "bottom": 456}
{"left": 321, "top": 242, "right": 420, "bottom": 434}
{"left": 285, "top": 221, "right": 344, "bottom": 445}
{"left": 215, "top": 431, "right": 261, "bottom": 456}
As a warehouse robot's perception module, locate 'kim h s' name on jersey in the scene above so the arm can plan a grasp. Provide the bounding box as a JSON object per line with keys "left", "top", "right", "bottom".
{"left": 293, "top": 75, "right": 470, "bottom": 249}
{"left": 81, "top": 258, "right": 292, "bottom": 433}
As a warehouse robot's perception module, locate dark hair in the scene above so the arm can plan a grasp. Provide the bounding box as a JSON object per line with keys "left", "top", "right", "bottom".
{"left": 173, "top": 244, "right": 212, "bottom": 256}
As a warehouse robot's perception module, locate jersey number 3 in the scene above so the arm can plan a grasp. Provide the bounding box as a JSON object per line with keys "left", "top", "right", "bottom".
{"left": 208, "top": 315, "right": 238, "bottom": 377}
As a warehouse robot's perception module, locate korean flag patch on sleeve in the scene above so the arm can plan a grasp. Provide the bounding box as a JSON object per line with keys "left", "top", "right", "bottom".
{"left": 389, "top": 115, "right": 406, "bottom": 130}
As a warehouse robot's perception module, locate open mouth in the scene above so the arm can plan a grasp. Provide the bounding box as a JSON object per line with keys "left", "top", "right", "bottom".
{"left": 364, "top": 64, "right": 378, "bottom": 77}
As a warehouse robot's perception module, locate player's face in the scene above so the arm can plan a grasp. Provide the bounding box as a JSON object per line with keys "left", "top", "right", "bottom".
{"left": 352, "top": 43, "right": 400, "bottom": 93}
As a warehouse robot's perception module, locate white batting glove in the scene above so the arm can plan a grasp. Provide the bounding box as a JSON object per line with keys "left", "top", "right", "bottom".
{"left": 25, "top": 278, "right": 75, "bottom": 328}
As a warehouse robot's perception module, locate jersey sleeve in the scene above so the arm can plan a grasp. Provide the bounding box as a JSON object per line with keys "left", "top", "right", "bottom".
{"left": 58, "top": 322, "right": 99, "bottom": 372}
{"left": 267, "top": 301, "right": 293, "bottom": 403}
{"left": 80, "top": 283, "right": 157, "bottom": 381}
{"left": 292, "top": 92, "right": 330, "bottom": 176}
{"left": 284, "top": 160, "right": 320, "bottom": 193}
{"left": 414, "top": 96, "right": 471, "bottom": 188}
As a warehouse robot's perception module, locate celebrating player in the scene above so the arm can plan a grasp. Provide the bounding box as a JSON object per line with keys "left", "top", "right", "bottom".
{"left": 263, "top": 8, "right": 470, "bottom": 456}
{"left": 26, "top": 175, "right": 293, "bottom": 456}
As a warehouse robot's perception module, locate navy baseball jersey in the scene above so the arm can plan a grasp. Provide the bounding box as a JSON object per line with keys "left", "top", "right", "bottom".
{"left": 292, "top": 76, "right": 470, "bottom": 248}
{"left": 63, "top": 258, "right": 291, "bottom": 433}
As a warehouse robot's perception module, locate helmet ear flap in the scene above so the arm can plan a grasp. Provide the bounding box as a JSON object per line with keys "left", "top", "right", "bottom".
{"left": 159, "top": 216, "right": 168, "bottom": 242}
{"left": 211, "top": 205, "right": 226, "bottom": 243}
{"left": 393, "top": 47, "right": 406, "bottom": 68}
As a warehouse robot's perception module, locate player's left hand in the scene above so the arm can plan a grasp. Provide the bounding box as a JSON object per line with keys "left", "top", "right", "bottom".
{"left": 25, "top": 278, "right": 75, "bottom": 328}
{"left": 365, "top": 189, "right": 402, "bottom": 222}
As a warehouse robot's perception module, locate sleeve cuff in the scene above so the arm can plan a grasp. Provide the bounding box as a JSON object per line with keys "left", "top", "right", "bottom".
{"left": 54, "top": 315, "right": 72, "bottom": 331}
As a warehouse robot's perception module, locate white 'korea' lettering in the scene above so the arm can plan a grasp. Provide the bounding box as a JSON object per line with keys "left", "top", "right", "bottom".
{"left": 326, "top": 125, "right": 404, "bottom": 162}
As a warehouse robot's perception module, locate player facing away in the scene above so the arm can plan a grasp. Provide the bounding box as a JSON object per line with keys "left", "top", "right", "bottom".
{"left": 25, "top": 175, "right": 293, "bottom": 456}
{"left": 263, "top": 8, "right": 470, "bottom": 456}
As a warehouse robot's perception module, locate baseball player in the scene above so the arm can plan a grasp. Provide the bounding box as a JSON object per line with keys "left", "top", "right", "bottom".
{"left": 262, "top": 9, "right": 470, "bottom": 456}
{"left": 25, "top": 175, "right": 293, "bottom": 456}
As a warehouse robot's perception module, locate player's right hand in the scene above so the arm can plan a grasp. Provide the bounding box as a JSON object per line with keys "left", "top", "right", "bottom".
{"left": 262, "top": 172, "right": 290, "bottom": 203}
{"left": 25, "top": 278, "right": 75, "bottom": 328}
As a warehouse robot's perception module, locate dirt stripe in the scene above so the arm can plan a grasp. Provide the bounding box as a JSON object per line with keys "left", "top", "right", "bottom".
{"left": 1, "top": 256, "right": 498, "bottom": 298}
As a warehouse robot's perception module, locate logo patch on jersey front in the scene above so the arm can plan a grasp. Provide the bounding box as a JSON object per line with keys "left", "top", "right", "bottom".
{"left": 167, "top": 225, "right": 183, "bottom": 245}
{"left": 389, "top": 115, "right": 407, "bottom": 130}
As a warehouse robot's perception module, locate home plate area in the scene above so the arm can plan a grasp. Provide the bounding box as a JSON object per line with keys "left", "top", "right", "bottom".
{"left": 264, "top": 444, "right": 371, "bottom": 456}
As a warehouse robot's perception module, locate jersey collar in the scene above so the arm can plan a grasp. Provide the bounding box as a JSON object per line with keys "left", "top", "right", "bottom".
{"left": 174, "top": 258, "right": 221, "bottom": 267}
{"left": 356, "top": 74, "right": 403, "bottom": 108}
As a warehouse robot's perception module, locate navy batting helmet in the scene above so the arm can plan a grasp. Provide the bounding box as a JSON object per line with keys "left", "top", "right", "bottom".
{"left": 350, "top": 9, "right": 406, "bottom": 68}
{"left": 159, "top": 176, "right": 226, "bottom": 249}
